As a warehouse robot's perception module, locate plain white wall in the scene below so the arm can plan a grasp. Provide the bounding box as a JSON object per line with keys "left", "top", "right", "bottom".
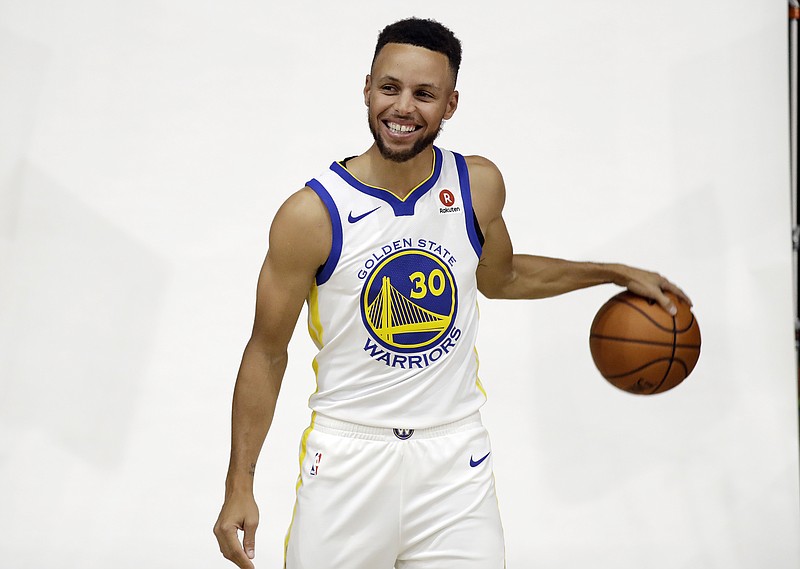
{"left": 1, "top": 1, "right": 798, "bottom": 568}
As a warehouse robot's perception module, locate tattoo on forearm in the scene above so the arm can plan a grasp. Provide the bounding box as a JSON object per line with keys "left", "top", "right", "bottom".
{"left": 249, "top": 463, "right": 256, "bottom": 476}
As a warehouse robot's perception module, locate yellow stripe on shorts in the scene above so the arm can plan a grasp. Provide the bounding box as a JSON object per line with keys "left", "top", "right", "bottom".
{"left": 284, "top": 411, "right": 318, "bottom": 567}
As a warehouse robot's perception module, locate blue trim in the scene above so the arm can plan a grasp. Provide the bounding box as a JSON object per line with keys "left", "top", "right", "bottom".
{"left": 454, "top": 152, "right": 483, "bottom": 259}
{"left": 305, "top": 178, "right": 342, "bottom": 285}
{"left": 329, "top": 146, "right": 443, "bottom": 217}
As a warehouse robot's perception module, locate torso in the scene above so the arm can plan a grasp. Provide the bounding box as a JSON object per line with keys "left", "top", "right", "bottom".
{"left": 303, "top": 146, "right": 488, "bottom": 428}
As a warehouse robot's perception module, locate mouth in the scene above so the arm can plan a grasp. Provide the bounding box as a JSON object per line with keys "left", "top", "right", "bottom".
{"left": 382, "top": 120, "right": 422, "bottom": 137}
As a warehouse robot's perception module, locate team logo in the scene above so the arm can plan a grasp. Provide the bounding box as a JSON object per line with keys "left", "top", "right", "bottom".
{"left": 360, "top": 249, "right": 457, "bottom": 353}
{"left": 393, "top": 428, "right": 414, "bottom": 440}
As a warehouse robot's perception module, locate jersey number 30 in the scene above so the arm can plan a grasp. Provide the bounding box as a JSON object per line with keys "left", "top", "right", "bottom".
{"left": 409, "top": 270, "right": 446, "bottom": 299}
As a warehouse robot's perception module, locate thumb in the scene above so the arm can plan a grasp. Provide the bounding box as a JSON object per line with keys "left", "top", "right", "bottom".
{"left": 243, "top": 518, "right": 258, "bottom": 560}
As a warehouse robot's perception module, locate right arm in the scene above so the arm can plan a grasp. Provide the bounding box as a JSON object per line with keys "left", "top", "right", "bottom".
{"left": 213, "top": 187, "right": 331, "bottom": 569}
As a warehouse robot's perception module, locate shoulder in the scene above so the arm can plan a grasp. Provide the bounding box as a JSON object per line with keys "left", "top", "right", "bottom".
{"left": 464, "top": 155, "right": 506, "bottom": 224}
{"left": 269, "top": 186, "right": 331, "bottom": 267}
{"left": 465, "top": 154, "right": 502, "bottom": 179}
{"left": 464, "top": 154, "right": 499, "bottom": 171}
{"left": 276, "top": 186, "right": 330, "bottom": 226}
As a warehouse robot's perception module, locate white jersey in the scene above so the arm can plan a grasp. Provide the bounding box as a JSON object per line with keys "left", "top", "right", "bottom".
{"left": 304, "top": 146, "right": 486, "bottom": 428}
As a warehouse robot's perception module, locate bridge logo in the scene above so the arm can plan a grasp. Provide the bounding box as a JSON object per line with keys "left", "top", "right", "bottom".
{"left": 360, "top": 249, "right": 457, "bottom": 353}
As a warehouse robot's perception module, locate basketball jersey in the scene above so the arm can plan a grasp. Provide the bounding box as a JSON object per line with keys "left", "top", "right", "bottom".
{"left": 304, "top": 146, "right": 486, "bottom": 428}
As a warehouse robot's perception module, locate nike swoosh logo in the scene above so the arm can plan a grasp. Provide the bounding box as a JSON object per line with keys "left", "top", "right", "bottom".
{"left": 470, "top": 451, "right": 491, "bottom": 467}
{"left": 347, "top": 206, "right": 380, "bottom": 223}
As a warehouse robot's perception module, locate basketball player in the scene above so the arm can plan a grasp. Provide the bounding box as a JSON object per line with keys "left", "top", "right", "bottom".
{"left": 213, "top": 17, "right": 690, "bottom": 569}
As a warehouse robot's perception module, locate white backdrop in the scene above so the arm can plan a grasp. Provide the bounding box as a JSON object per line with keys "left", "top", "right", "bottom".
{"left": 1, "top": 1, "right": 799, "bottom": 568}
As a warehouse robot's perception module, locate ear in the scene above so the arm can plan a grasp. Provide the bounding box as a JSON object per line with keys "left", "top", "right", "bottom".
{"left": 443, "top": 90, "right": 459, "bottom": 120}
{"left": 363, "top": 74, "right": 372, "bottom": 107}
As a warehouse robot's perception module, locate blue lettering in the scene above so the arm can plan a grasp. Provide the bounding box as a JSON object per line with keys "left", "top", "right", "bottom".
{"left": 363, "top": 327, "right": 463, "bottom": 369}
{"left": 403, "top": 238, "right": 413, "bottom": 248}
{"left": 363, "top": 338, "right": 384, "bottom": 358}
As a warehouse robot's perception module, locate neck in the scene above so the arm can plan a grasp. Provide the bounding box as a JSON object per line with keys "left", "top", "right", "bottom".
{"left": 348, "top": 144, "right": 435, "bottom": 199}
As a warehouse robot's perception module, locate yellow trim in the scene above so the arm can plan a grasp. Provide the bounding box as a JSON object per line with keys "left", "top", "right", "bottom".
{"left": 306, "top": 283, "right": 321, "bottom": 401}
{"left": 308, "top": 357, "right": 320, "bottom": 399}
{"left": 492, "top": 472, "right": 508, "bottom": 568}
{"left": 307, "top": 283, "right": 323, "bottom": 349}
{"left": 283, "top": 411, "right": 318, "bottom": 566}
{"left": 474, "top": 300, "right": 487, "bottom": 399}
{"left": 337, "top": 147, "right": 436, "bottom": 202}
{"left": 474, "top": 347, "right": 487, "bottom": 398}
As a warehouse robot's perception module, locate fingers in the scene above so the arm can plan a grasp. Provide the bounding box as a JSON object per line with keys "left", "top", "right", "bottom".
{"left": 243, "top": 518, "right": 257, "bottom": 560}
{"left": 652, "top": 288, "right": 678, "bottom": 316}
{"left": 214, "top": 520, "right": 256, "bottom": 569}
{"left": 660, "top": 279, "right": 693, "bottom": 307}
{"left": 625, "top": 269, "right": 691, "bottom": 316}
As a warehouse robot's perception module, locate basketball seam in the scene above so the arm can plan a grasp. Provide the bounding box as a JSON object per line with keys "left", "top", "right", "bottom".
{"left": 675, "top": 314, "right": 696, "bottom": 334}
{"left": 601, "top": 357, "right": 675, "bottom": 379}
{"left": 649, "top": 315, "right": 678, "bottom": 393}
{"left": 589, "top": 334, "right": 700, "bottom": 349}
{"left": 611, "top": 298, "right": 675, "bottom": 332}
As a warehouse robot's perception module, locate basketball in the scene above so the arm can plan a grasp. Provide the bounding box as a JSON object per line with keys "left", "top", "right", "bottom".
{"left": 589, "top": 291, "right": 701, "bottom": 394}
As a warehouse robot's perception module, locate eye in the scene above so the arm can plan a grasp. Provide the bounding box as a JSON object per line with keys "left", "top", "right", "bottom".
{"left": 416, "top": 91, "right": 434, "bottom": 99}
{"left": 380, "top": 84, "right": 398, "bottom": 93}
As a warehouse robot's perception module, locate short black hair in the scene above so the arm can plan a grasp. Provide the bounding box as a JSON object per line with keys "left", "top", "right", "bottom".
{"left": 372, "top": 18, "right": 462, "bottom": 84}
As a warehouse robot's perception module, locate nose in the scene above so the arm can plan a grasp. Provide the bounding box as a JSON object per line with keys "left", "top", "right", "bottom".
{"left": 393, "top": 89, "right": 416, "bottom": 116}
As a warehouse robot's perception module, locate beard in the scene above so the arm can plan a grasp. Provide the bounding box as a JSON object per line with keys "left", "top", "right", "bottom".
{"left": 368, "top": 111, "right": 442, "bottom": 163}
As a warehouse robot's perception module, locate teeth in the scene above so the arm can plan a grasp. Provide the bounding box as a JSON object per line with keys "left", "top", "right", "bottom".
{"left": 387, "top": 122, "right": 416, "bottom": 133}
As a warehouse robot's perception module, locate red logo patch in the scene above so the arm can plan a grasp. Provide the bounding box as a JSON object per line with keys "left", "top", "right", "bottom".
{"left": 439, "top": 189, "right": 455, "bottom": 206}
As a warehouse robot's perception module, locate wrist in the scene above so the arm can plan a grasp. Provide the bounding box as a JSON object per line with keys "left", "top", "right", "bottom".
{"left": 225, "top": 468, "right": 256, "bottom": 495}
{"left": 601, "top": 263, "right": 630, "bottom": 287}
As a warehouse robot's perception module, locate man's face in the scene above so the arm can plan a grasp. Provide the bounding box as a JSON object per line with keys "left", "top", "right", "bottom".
{"left": 364, "top": 43, "right": 459, "bottom": 163}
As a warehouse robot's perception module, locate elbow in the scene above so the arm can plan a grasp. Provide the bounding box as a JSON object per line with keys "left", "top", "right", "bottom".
{"left": 477, "top": 276, "right": 514, "bottom": 300}
{"left": 244, "top": 336, "right": 289, "bottom": 367}
{"left": 478, "top": 285, "right": 503, "bottom": 300}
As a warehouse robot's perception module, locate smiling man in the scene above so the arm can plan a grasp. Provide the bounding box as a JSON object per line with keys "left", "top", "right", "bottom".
{"left": 213, "top": 17, "right": 689, "bottom": 569}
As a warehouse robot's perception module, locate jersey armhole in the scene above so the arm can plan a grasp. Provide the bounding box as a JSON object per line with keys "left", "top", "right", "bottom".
{"left": 472, "top": 211, "right": 485, "bottom": 247}
{"left": 305, "top": 178, "right": 343, "bottom": 285}
{"left": 453, "top": 152, "right": 484, "bottom": 259}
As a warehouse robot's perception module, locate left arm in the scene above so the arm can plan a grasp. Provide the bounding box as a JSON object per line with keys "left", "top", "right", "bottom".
{"left": 468, "top": 155, "right": 690, "bottom": 314}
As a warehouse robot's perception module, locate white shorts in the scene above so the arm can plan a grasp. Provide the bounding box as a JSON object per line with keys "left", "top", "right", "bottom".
{"left": 284, "top": 412, "right": 505, "bottom": 569}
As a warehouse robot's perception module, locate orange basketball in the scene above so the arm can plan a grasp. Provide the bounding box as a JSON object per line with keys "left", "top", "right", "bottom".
{"left": 589, "top": 291, "right": 701, "bottom": 394}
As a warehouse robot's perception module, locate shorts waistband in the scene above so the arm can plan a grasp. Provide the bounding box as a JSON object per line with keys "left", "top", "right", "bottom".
{"left": 312, "top": 412, "right": 483, "bottom": 441}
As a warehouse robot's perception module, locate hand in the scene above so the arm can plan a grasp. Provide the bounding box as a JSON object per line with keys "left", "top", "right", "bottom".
{"left": 614, "top": 264, "right": 692, "bottom": 315}
{"left": 214, "top": 492, "right": 260, "bottom": 568}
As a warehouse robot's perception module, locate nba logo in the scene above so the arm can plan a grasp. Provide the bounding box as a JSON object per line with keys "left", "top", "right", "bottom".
{"left": 310, "top": 452, "right": 322, "bottom": 476}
